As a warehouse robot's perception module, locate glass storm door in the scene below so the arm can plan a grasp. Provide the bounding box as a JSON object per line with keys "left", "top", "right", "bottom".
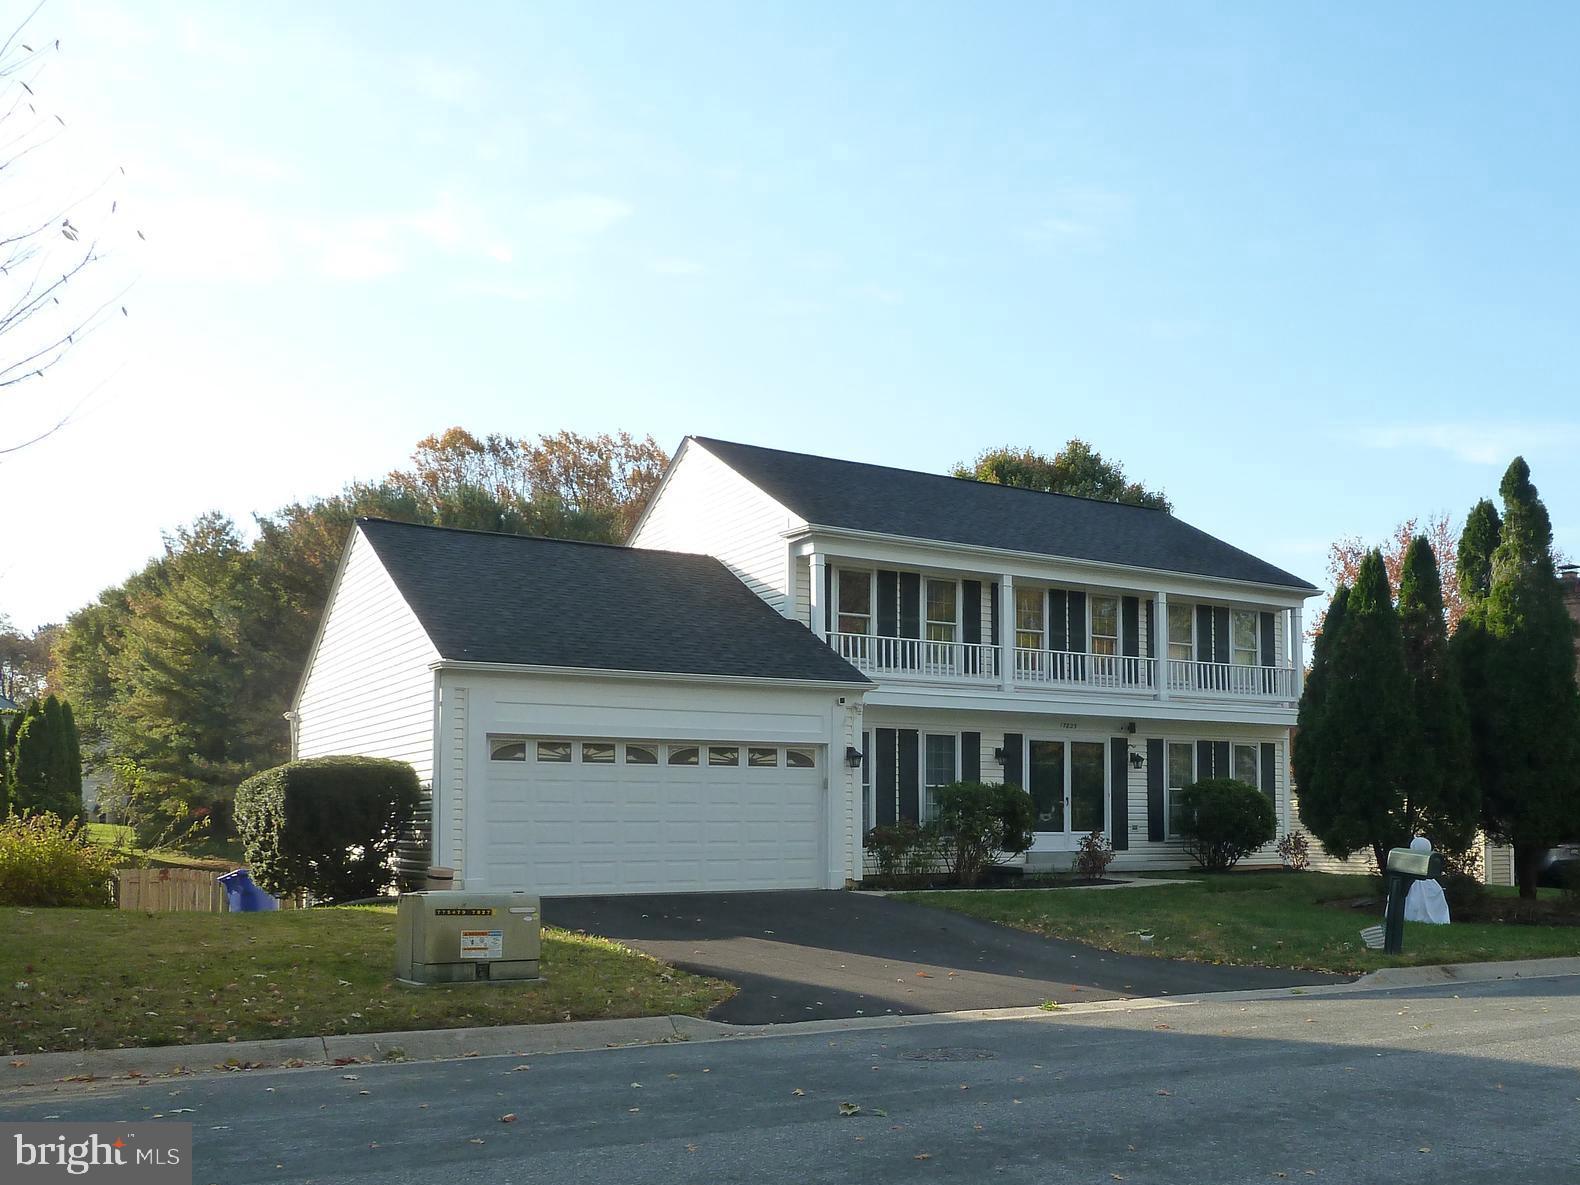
{"left": 1028, "top": 740, "right": 1065, "bottom": 833}
{"left": 1070, "top": 741, "right": 1107, "bottom": 834}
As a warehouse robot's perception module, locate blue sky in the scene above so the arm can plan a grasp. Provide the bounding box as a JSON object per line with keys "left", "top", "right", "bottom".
{"left": 5, "top": 1, "right": 1579, "bottom": 629}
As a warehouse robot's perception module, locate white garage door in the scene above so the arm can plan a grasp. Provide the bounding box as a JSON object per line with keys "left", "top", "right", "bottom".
{"left": 481, "top": 738, "right": 825, "bottom": 895}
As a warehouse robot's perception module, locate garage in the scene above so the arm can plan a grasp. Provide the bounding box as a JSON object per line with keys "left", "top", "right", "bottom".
{"left": 481, "top": 737, "right": 827, "bottom": 895}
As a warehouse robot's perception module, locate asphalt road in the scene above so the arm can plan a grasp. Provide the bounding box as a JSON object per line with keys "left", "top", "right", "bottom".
{"left": 5, "top": 977, "right": 1578, "bottom": 1184}
{"left": 545, "top": 890, "right": 1345, "bottom": 1022}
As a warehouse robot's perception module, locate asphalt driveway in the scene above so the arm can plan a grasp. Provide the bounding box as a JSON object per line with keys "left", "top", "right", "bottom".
{"left": 545, "top": 890, "right": 1347, "bottom": 1024}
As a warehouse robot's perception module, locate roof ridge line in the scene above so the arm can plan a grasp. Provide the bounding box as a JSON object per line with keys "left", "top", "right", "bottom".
{"left": 355, "top": 516, "right": 713, "bottom": 561}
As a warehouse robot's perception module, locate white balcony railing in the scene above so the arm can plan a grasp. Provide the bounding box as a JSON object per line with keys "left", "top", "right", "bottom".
{"left": 1165, "top": 658, "right": 1297, "bottom": 700}
{"left": 829, "top": 631, "right": 1000, "bottom": 682}
{"left": 1013, "top": 648, "right": 1155, "bottom": 692}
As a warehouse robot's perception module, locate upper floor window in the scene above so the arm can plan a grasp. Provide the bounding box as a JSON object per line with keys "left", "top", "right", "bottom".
{"left": 926, "top": 579, "right": 957, "bottom": 643}
{"left": 1232, "top": 610, "right": 1259, "bottom": 666}
{"left": 1167, "top": 602, "right": 1193, "bottom": 661}
{"left": 837, "top": 570, "right": 871, "bottom": 635}
{"left": 1090, "top": 595, "right": 1119, "bottom": 656}
{"left": 1015, "top": 586, "right": 1044, "bottom": 650}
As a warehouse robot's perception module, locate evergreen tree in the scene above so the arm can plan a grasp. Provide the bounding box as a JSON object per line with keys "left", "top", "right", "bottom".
{"left": 1456, "top": 498, "right": 1502, "bottom": 605}
{"left": 1397, "top": 536, "right": 1478, "bottom": 850}
{"left": 11, "top": 703, "right": 55, "bottom": 816}
{"left": 1295, "top": 551, "right": 1421, "bottom": 869}
{"left": 1293, "top": 585, "right": 1349, "bottom": 829}
{"left": 60, "top": 700, "right": 82, "bottom": 809}
{"left": 1468, "top": 459, "right": 1580, "bottom": 896}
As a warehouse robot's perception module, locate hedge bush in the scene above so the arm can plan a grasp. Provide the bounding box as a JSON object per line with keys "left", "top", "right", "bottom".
{"left": 0, "top": 813, "right": 118, "bottom": 907}
{"left": 1176, "top": 778, "right": 1276, "bottom": 871}
{"left": 930, "top": 781, "right": 1037, "bottom": 887}
{"left": 234, "top": 757, "right": 421, "bottom": 902}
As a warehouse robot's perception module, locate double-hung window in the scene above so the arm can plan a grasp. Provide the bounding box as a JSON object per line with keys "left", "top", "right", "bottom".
{"left": 1167, "top": 602, "right": 1194, "bottom": 662}
{"left": 924, "top": 733, "right": 958, "bottom": 822}
{"left": 837, "top": 570, "right": 872, "bottom": 636}
{"left": 1231, "top": 610, "right": 1259, "bottom": 667}
{"left": 1014, "top": 586, "right": 1044, "bottom": 651}
{"left": 1090, "top": 595, "right": 1119, "bottom": 656}
{"left": 925, "top": 579, "right": 958, "bottom": 643}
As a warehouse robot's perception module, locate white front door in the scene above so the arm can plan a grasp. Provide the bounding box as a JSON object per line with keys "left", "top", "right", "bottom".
{"left": 481, "top": 739, "right": 826, "bottom": 895}
{"left": 1026, "top": 736, "right": 1109, "bottom": 851}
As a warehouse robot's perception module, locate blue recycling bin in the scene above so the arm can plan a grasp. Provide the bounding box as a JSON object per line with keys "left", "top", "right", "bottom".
{"left": 218, "top": 869, "right": 279, "bottom": 912}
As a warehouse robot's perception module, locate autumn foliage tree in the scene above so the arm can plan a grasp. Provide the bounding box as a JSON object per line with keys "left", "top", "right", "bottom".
{"left": 951, "top": 441, "right": 1171, "bottom": 510}
{"left": 1319, "top": 513, "right": 1464, "bottom": 634}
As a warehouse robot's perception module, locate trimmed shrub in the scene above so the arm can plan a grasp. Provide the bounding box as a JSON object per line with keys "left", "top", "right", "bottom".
{"left": 930, "top": 781, "right": 1037, "bottom": 887}
{"left": 234, "top": 757, "right": 421, "bottom": 902}
{"left": 1176, "top": 779, "right": 1276, "bottom": 872}
{"left": 0, "top": 813, "right": 118, "bottom": 907}
{"left": 864, "top": 820, "right": 941, "bottom": 888}
{"left": 1073, "top": 830, "right": 1116, "bottom": 881}
{"left": 1275, "top": 831, "right": 1310, "bottom": 871}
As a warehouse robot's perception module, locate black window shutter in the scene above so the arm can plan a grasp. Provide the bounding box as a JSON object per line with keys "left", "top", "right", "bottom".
{"left": 898, "top": 729, "right": 921, "bottom": 822}
{"left": 1215, "top": 740, "right": 1231, "bottom": 781}
{"left": 899, "top": 573, "right": 922, "bottom": 639}
{"left": 1260, "top": 742, "right": 1277, "bottom": 808}
{"left": 1109, "top": 738, "right": 1129, "bottom": 850}
{"left": 1003, "top": 732, "right": 1023, "bottom": 788}
{"left": 962, "top": 581, "right": 982, "bottom": 644}
{"left": 1197, "top": 739, "right": 1214, "bottom": 778}
{"left": 875, "top": 729, "right": 898, "bottom": 825}
{"left": 989, "top": 583, "right": 999, "bottom": 646}
{"left": 1259, "top": 611, "right": 1276, "bottom": 666}
{"left": 1068, "top": 591, "right": 1087, "bottom": 652}
{"left": 877, "top": 571, "right": 899, "bottom": 637}
{"left": 1047, "top": 589, "right": 1068, "bottom": 650}
{"left": 1122, "top": 596, "right": 1140, "bottom": 657}
{"left": 1145, "top": 599, "right": 1156, "bottom": 659}
{"left": 961, "top": 731, "right": 981, "bottom": 782}
{"left": 1147, "top": 738, "right": 1165, "bottom": 842}
{"left": 1195, "top": 605, "right": 1214, "bottom": 662}
{"left": 1213, "top": 607, "right": 1231, "bottom": 665}
{"left": 823, "top": 564, "right": 833, "bottom": 633}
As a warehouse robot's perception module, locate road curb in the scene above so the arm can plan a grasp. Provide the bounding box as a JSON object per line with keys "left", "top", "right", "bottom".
{"left": 1351, "top": 955, "right": 1580, "bottom": 989}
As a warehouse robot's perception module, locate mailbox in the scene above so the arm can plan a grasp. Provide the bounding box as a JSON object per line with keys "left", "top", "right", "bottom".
{"left": 396, "top": 890, "right": 542, "bottom": 985}
{"left": 1380, "top": 846, "right": 1446, "bottom": 955}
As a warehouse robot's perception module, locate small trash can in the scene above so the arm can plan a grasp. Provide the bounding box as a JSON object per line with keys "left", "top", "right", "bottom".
{"left": 425, "top": 866, "right": 456, "bottom": 891}
{"left": 218, "top": 869, "right": 280, "bottom": 912}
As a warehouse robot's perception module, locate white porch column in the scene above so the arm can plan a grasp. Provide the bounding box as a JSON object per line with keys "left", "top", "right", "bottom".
{"left": 1291, "top": 606, "right": 1304, "bottom": 696}
{"left": 999, "top": 575, "right": 1015, "bottom": 691}
{"left": 1156, "top": 590, "right": 1170, "bottom": 701}
{"left": 809, "top": 552, "right": 828, "bottom": 642}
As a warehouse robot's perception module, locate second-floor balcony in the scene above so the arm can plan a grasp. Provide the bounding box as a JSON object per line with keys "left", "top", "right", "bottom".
{"left": 828, "top": 630, "right": 1299, "bottom": 703}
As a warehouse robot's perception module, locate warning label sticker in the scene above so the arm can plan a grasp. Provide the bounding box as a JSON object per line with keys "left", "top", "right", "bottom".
{"left": 460, "top": 929, "right": 503, "bottom": 959}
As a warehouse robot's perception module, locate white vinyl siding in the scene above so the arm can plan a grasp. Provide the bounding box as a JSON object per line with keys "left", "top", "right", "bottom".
{"left": 629, "top": 439, "right": 807, "bottom": 613}
{"left": 293, "top": 529, "right": 440, "bottom": 784}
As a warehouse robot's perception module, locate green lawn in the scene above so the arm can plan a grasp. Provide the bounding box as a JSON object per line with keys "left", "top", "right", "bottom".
{"left": 896, "top": 872, "right": 1580, "bottom": 974}
{"left": 84, "top": 822, "right": 243, "bottom": 870}
{"left": 0, "top": 906, "right": 733, "bottom": 1055}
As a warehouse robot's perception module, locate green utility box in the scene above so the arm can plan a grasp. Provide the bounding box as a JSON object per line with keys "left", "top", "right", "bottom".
{"left": 395, "top": 890, "right": 542, "bottom": 985}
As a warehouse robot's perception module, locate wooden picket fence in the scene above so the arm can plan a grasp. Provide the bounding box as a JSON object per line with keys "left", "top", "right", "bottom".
{"left": 114, "top": 867, "right": 305, "bottom": 912}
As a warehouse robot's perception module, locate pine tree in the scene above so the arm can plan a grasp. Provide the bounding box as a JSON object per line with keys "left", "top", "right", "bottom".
{"left": 1468, "top": 459, "right": 1580, "bottom": 897}
{"left": 11, "top": 703, "right": 53, "bottom": 815}
{"left": 60, "top": 700, "right": 82, "bottom": 809}
{"left": 1397, "top": 536, "right": 1478, "bottom": 849}
{"left": 1295, "top": 552, "right": 1421, "bottom": 868}
{"left": 1293, "top": 585, "right": 1349, "bottom": 832}
{"left": 1457, "top": 498, "right": 1502, "bottom": 605}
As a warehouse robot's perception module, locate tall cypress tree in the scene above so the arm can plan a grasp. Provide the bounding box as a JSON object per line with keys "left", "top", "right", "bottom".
{"left": 1397, "top": 536, "right": 1478, "bottom": 849}
{"left": 1457, "top": 498, "right": 1502, "bottom": 605}
{"left": 1296, "top": 551, "right": 1421, "bottom": 869}
{"left": 1471, "top": 459, "right": 1580, "bottom": 897}
{"left": 1294, "top": 584, "right": 1349, "bottom": 833}
{"left": 11, "top": 703, "right": 53, "bottom": 816}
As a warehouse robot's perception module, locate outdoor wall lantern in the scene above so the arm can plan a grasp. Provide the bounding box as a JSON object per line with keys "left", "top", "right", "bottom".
{"left": 844, "top": 745, "right": 865, "bottom": 769}
{"left": 1128, "top": 748, "right": 1146, "bottom": 770}
{"left": 992, "top": 746, "right": 1006, "bottom": 765}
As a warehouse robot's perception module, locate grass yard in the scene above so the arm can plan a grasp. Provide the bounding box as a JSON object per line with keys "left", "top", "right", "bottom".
{"left": 84, "top": 823, "right": 243, "bottom": 871}
{"left": 0, "top": 906, "right": 733, "bottom": 1055}
{"left": 897, "top": 872, "right": 1580, "bottom": 974}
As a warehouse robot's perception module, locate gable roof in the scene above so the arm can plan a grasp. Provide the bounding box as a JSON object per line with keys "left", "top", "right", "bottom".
{"left": 692, "top": 437, "right": 1318, "bottom": 593}
{"left": 0, "top": 693, "right": 18, "bottom": 713}
{"left": 355, "top": 518, "right": 869, "bottom": 685}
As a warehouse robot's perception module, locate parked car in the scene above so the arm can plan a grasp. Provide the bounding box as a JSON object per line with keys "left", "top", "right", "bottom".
{"left": 1536, "top": 844, "right": 1580, "bottom": 890}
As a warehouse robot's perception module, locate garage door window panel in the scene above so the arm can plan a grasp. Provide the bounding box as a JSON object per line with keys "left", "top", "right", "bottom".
{"left": 536, "top": 741, "right": 572, "bottom": 762}
{"left": 490, "top": 740, "right": 527, "bottom": 762}
{"left": 748, "top": 747, "right": 779, "bottom": 767}
{"left": 708, "top": 746, "right": 740, "bottom": 766}
{"left": 668, "top": 745, "right": 700, "bottom": 766}
{"left": 786, "top": 748, "right": 815, "bottom": 768}
{"left": 582, "top": 743, "right": 615, "bottom": 764}
{"left": 625, "top": 744, "right": 658, "bottom": 764}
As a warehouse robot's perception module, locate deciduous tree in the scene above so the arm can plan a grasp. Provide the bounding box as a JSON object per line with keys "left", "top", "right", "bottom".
{"left": 950, "top": 441, "right": 1171, "bottom": 510}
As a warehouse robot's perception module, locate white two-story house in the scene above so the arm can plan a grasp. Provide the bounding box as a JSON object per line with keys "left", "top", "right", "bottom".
{"left": 291, "top": 434, "right": 1319, "bottom": 896}
{"left": 632, "top": 437, "right": 1319, "bottom": 873}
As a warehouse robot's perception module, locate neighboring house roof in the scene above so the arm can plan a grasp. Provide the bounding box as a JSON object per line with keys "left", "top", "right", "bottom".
{"left": 0, "top": 693, "right": 18, "bottom": 713}
{"left": 356, "top": 518, "right": 871, "bottom": 685}
{"left": 692, "top": 436, "right": 1319, "bottom": 593}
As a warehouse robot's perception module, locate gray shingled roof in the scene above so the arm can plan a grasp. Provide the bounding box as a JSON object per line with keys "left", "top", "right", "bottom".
{"left": 356, "top": 518, "right": 870, "bottom": 684}
{"left": 694, "top": 437, "right": 1318, "bottom": 592}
